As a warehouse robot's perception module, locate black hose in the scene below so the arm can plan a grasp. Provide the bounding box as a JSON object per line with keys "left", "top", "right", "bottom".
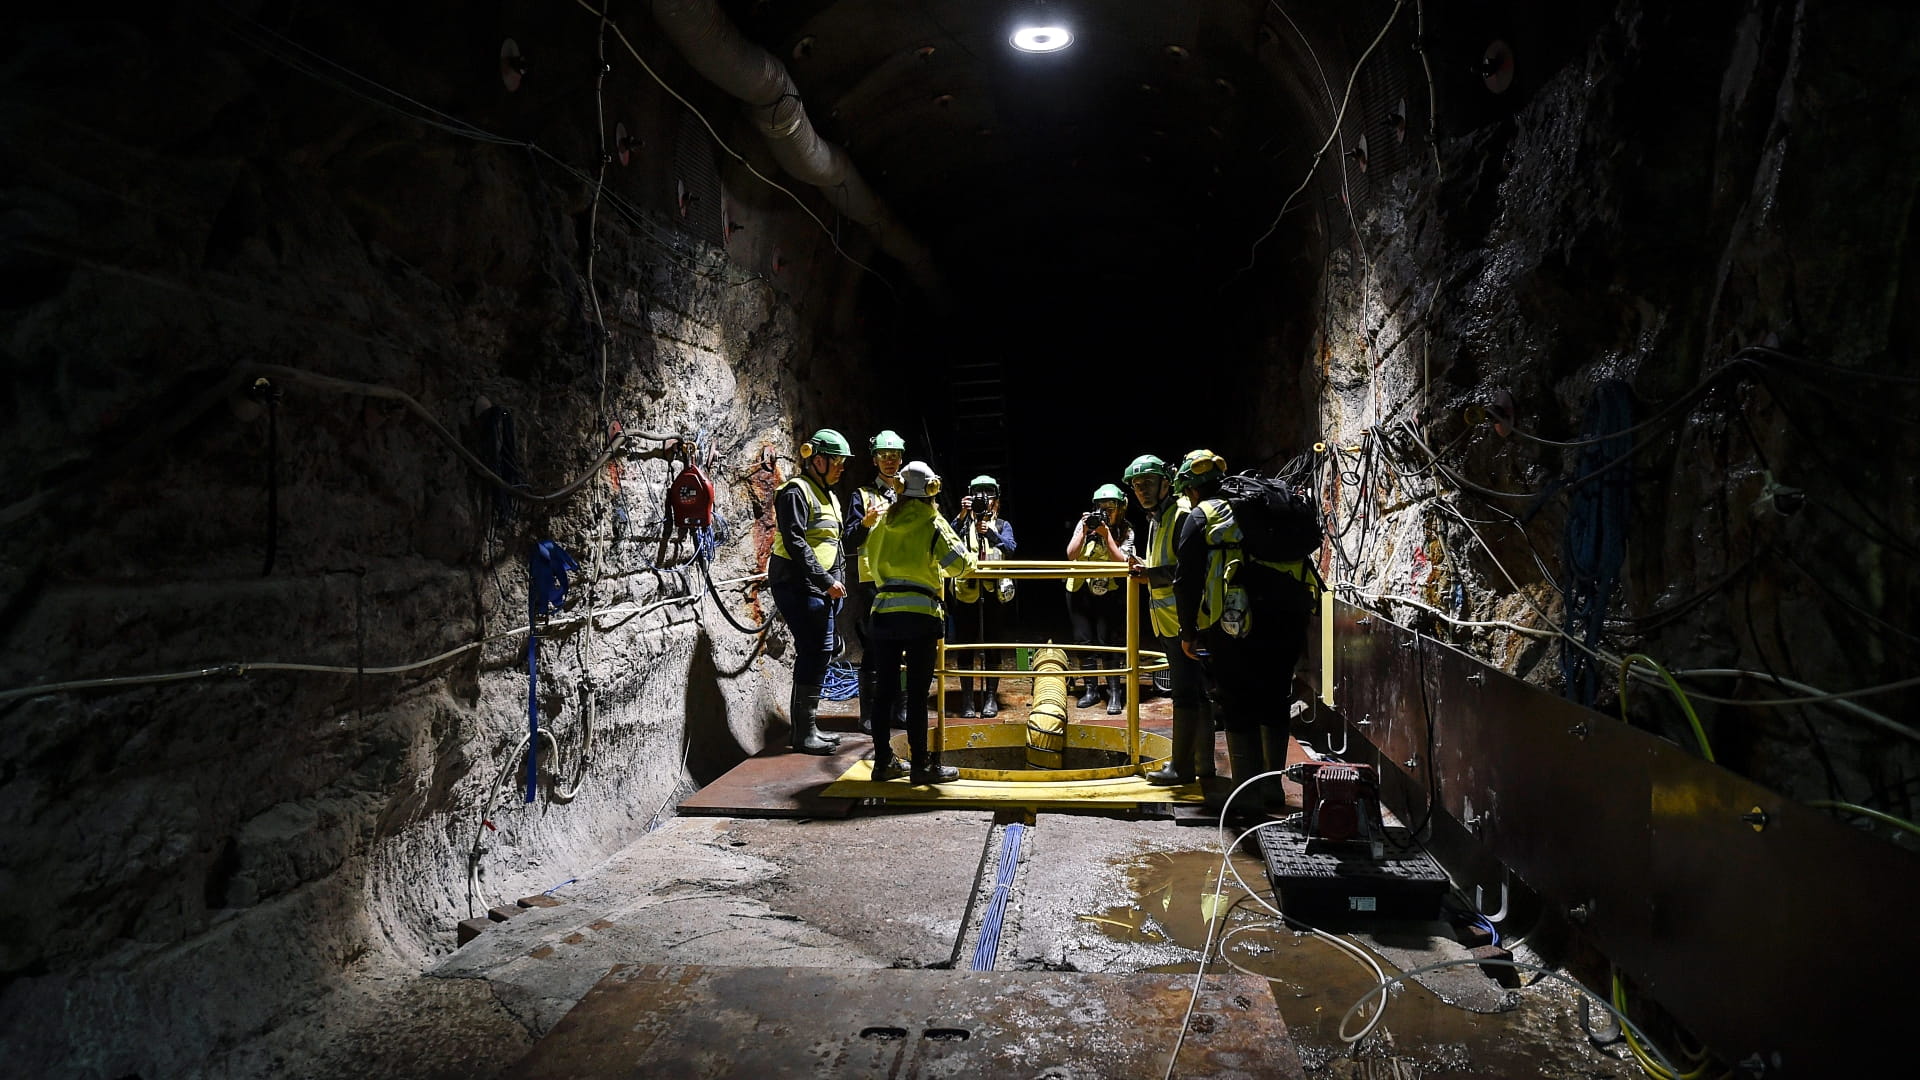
{"left": 694, "top": 541, "right": 768, "bottom": 635}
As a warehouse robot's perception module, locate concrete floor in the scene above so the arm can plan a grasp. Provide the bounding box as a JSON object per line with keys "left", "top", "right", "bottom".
{"left": 220, "top": 783, "right": 1639, "bottom": 1077}
{"left": 208, "top": 684, "right": 1639, "bottom": 1078}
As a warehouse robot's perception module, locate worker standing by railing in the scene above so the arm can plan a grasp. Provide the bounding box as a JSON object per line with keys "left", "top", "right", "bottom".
{"left": 1065, "top": 484, "right": 1134, "bottom": 715}
{"left": 949, "top": 475, "right": 1018, "bottom": 718}
{"left": 866, "top": 462, "right": 979, "bottom": 785}
{"left": 1126, "top": 454, "right": 1216, "bottom": 786}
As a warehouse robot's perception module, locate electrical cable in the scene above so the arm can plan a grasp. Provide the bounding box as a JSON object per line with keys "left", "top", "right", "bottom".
{"left": 1803, "top": 800, "right": 1920, "bottom": 839}
{"left": 691, "top": 525, "right": 770, "bottom": 636}
{"left": 1616, "top": 653, "right": 1714, "bottom": 762}
{"left": 1358, "top": 427, "right": 1918, "bottom": 738}
{"left": 578, "top": 1, "right": 899, "bottom": 296}
{"left": 1264, "top": 1, "right": 1371, "bottom": 274}
{"left": 969, "top": 823, "right": 1025, "bottom": 971}
{"left": 0, "top": 591, "right": 713, "bottom": 705}
{"left": 210, "top": 8, "right": 769, "bottom": 290}
{"left": 1239, "top": 0, "right": 1408, "bottom": 274}
{"left": 1163, "top": 770, "right": 1391, "bottom": 1080}
{"left": 1315, "top": 960, "right": 1683, "bottom": 1077}
{"left": 1610, "top": 971, "right": 1711, "bottom": 1080}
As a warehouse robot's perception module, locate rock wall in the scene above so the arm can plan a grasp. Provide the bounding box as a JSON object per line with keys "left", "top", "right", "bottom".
{"left": 0, "top": 4, "right": 882, "bottom": 1074}
{"left": 1269, "top": 0, "right": 1920, "bottom": 809}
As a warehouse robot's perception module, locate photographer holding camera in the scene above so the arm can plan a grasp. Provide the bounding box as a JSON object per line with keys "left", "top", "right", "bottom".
{"left": 1064, "top": 484, "right": 1135, "bottom": 714}
{"left": 948, "top": 475, "right": 1018, "bottom": 717}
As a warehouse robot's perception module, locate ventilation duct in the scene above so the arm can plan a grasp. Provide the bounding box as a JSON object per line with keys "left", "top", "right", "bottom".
{"left": 649, "top": 0, "right": 940, "bottom": 296}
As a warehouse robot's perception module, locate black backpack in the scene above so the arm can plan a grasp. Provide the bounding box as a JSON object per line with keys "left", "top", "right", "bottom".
{"left": 1218, "top": 472, "right": 1322, "bottom": 563}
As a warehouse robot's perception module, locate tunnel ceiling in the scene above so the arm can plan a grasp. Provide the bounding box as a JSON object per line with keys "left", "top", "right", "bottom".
{"left": 724, "top": 0, "right": 1327, "bottom": 312}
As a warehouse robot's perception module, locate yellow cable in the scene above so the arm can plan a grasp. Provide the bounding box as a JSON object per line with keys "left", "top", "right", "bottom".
{"left": 1618, "top": 653, "right": 1715, "bottom": 762}
{"left": 1806, "top": 800, "right": 1920, "bottom": 838}
{"left": 1612, "top": 972, "right": 1711, "bottom": 1080}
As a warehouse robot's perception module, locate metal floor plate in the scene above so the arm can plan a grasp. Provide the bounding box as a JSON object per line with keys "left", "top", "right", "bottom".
{"left": 517, "top": 964, "right": 1305, "bottom": 1079}
{"left": 674, "top": 743, "right": 863, "bottom": 818}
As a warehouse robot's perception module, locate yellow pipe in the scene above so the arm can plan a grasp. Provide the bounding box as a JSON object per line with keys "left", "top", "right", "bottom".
{"left": 1320, "top": 588, "right": 1334, "bottom": 706}
{"left": 1027, "top": 646, "right": 1070, "bottom": 769}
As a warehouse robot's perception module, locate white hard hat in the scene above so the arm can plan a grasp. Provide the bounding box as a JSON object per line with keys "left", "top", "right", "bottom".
{"left": 900, "top": 460, "right": 942, "bottom": 498}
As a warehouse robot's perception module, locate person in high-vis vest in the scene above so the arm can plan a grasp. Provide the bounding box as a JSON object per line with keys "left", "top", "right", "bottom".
{"left": 948, "top": 475, "right": 1018, "bottom": 717}
{"left": 768, "top": 428, "right": 869, "bottom": 755}
{"left": 1126, "top": 454, "right": 1216, "bottom": 785}
{"left": 1171, "top": 448, "right": 1316, "bottom": 807}
{"left": 864, "top": 461, "right": 980, "bottom": 785}
{"left": 1065, "top": 483, "right": 1135, "bottom": 715}
{"left": 850, "top": 429, "right": 909, "bottom": 735}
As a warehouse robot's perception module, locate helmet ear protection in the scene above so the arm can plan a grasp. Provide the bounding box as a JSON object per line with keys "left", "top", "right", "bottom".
{"left": 800, "top": 441, "right": 815, "bottom": 459}
{"left": 924, "top": 476, "right": 942, "bottom": 497}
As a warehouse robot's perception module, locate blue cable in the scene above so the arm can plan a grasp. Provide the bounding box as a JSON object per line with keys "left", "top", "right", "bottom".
{"left": 821, "top": 659, "right": 861, "bottom": 702}
{"left": 970, "top": 823, "right": 1026, "bottom": 971}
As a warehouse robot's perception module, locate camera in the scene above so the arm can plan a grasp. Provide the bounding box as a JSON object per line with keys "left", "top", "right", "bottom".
{"left": 1084, "top": 509, "right": 1107, "bottom": 531}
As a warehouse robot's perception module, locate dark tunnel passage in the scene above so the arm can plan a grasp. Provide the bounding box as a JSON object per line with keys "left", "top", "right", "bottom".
{"left": 3, "top": 1, "right": 1919, "bottom": 1077}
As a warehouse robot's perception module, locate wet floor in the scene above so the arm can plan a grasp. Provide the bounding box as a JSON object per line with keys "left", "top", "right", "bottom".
{"left": 1083, "top": 852, "right": 1638, "bottom": 1078}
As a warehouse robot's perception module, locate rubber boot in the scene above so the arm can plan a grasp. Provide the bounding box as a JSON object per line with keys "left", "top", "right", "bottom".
{"left": 1226, "top": 729, "right": 1267, "bottom": 815}
{"left": 1106, "top": 675, "right": 1124, "bottom": 715}
{"left": 1077, "top": 659, "right": 1102, "bottom": 709}
{"left": 870, "top": 730, "right": 911, "bottom": 781}
{"left": 959, "top": 675, "right": 978, "bottom": 718}
{"left": 911, "top": 752, "right": 958, "bottom": 786}
{"left": 789, "top": 683, "right": 834, "bottom": 755}
{"left": 1195, "top": 699, "right": 1218, "bottom": 778}
{"left": 982, "top": 677, "right": 1000, "bottom": 718}
{"left": 857, "top": 663, "right": 876, "bottom": 736}
{"left": 1146, "top": 705, "right": 1201, "bottom": 785}
{"left": 1262, "top": 725, "right": 1290, "bottom": 789}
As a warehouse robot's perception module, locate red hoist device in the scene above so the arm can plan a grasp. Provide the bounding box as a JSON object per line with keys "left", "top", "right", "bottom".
{"left": 665, "top": 443, "right": 714, "bottom": 537}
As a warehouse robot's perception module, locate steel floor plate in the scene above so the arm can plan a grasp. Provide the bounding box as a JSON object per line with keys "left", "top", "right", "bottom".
{"left": 674, "top": 742, "right": 868, "bottom": 818}
{"left": 516, "top": 963, "right": 1305, "bottom": 1079}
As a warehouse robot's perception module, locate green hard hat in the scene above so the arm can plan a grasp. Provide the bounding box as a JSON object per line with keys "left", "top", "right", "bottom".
{"left": 806, "top": 428, "right": 852, "bottom": 457}
{"left": 1172, "top": 448, "right": 1226, "bottom": 492}
{"left": 869, "top": 429, "right": 906, "bottom": 452}
{"left": 1123, "top": 454, "right": 1171, "bottom": 481}
{"left": 1092, "top": 484, "right": 1127, "bottom": 503}
{"left": 968, "top": 475, "right": 1001, "bottom": 493}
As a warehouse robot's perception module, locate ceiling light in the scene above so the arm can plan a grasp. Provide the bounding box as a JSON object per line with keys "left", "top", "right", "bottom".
{"left": 1010, "top": 26, "right": 1073, "bottom": 53}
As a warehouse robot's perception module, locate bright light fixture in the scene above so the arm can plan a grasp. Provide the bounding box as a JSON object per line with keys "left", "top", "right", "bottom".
{"left": 1010, "top": 26, "right": 1073, "bottom": 53}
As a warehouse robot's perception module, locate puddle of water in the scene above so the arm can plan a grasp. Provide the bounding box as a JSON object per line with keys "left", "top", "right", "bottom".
{"left": 1082, "top": 851, "right": 1636, "bottom": 1078}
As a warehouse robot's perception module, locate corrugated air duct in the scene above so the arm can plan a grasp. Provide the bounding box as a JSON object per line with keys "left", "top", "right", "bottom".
{"left": 649, "top": 0, "right": 939, "bottom": 295}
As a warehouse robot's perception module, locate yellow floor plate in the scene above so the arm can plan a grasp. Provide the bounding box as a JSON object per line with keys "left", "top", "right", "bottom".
{"left": 822, "top": 760, "right": 1208, "bottom": 806}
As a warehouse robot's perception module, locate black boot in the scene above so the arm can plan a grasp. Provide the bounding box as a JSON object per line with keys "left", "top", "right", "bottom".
{"left": 1076, "top": 670, "right": 1102, "bottom": 709}
{"left": 959, "top": 676, "right": 978, "bottom": 718}
{"left": 1146, "top": 706, "right": 1201, "bottom": 785}
{"left": 857, "top": 663, "right": 876, "bottom": 736}
{"left": 911, "top": 752, "right": 958, "bottom": 785}
{"left": 1226, "top": 729, "right": 1267, "bottom": 814}
{"left": 981, "top": 677, "right": 999, "bottom": 718}
{"left": 1196, "top": 699, "right": 1218, "bottom": 778}
{"left": 789, "top": 683, "right": 834, "bottom": 755}
{"left": 1106, "top": 675, "right": 1124, "bottom": 715}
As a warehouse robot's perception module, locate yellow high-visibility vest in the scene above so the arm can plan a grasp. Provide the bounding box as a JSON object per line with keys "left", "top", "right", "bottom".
{"left": 867, "top": 501, "right": 976, "bottom": 621}
{"left": 1144, "top": 495, "right": 1190, "bottom": 638}
{"left": 770, "top": 475, "right": 842, "bottom": 572}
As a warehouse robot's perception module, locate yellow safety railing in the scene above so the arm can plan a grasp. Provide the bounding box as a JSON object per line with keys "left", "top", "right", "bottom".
{"left": 935, "top": 560, "right": 1168, "bottom": 774}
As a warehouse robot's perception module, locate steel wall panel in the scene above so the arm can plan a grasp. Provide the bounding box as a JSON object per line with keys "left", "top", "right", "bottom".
{"left": 1324, "top": 599, "right": 1920, "bottom": 1074}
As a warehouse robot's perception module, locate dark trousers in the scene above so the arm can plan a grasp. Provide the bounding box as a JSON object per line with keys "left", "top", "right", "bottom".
{"left": 950, "top": 596, "right": 1009, "bottom": 693}
{"left": 870, "top": 616, "right": 940, "bottom": 769}
{"left": 1197, "top": 622, "right": 1307, "bottom": 733}
{"left": 1068, "top": 586, "right": 1125, "bottom": 692}
{"left": 771, "top": 582, "right": 839, "bottom": 687}
{"left": 1157, "top": 633, "right": 1210, "bottom": 709}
